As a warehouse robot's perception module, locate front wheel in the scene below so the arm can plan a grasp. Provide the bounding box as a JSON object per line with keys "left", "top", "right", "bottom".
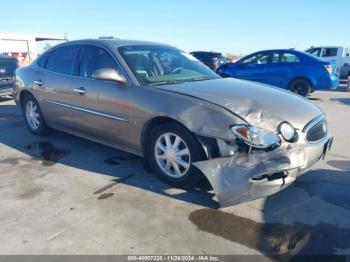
{"left": 288, "top": 79, "right": 311, "bottom": 97}
{"left": 147, "top": 122, "right": 205, "bottom": 188}
{"left": 22, "top": 94, "right": 50, "bottom": 136}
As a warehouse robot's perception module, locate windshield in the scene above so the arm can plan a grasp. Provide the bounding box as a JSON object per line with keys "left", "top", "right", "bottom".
{"left": 119, "top": 45, "right": 219, "bottom": 86}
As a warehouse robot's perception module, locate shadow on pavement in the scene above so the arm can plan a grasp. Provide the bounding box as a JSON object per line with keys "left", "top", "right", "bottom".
{"left": 0, "top": 103, "right": 218, "bottom": 208}
{"left": 327, "top": 160, "right": 350, "bottom": 171}
{"left": 330, "top": 97, "right": 350, "bottom": 106}
{"left": 190, "top": 168, "right": 350, "bottom": 259}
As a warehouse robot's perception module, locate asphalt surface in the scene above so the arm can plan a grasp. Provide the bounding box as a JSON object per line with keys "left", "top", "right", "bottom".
{"left": 0, "top": 89, "right": 349, "bottom": 259}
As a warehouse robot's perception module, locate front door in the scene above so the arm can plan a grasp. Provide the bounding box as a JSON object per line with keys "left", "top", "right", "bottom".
{"left": 70, "top": 45, "right": 135, "bottom": 148}
{"left": 235, "top": 52, "right": 270, "bottom": 84}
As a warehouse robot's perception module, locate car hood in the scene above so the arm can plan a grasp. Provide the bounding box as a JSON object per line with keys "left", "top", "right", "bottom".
{"left": 157, "top": 78, "right": 322, "bottom": 130}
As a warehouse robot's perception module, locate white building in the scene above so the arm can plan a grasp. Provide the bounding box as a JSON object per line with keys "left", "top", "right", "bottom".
{"left": 0, "top": 32, "right": 67, "bottom": 65}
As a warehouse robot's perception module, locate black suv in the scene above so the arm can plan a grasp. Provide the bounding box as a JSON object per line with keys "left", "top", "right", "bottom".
{"left": 0, "top": 55, "right": 18, "bottom": 97}
{"left": 190, "top": 51, "right": 228, "bottom": 71}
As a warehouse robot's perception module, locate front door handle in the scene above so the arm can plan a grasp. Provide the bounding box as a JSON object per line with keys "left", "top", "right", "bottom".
{"left": 73, "top": 87, "right": 87, "bottom": 95}
{"left": 33, "top": 80, "right": 43, "bottom": 86}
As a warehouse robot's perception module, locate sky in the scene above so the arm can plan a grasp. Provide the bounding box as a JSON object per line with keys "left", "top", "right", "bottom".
{"left": 1, "top": 0, "right": 349, "bottom": 55}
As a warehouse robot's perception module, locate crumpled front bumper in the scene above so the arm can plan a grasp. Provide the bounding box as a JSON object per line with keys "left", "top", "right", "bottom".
{"left": 193, "top": 134, "right": 332, "bottom": 208}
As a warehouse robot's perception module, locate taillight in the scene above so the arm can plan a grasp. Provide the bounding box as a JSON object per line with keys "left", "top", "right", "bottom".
{"left": 324, "top": 65, "right": 334, "bottom": 75}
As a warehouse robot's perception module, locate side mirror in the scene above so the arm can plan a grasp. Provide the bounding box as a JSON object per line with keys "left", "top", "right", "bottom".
{"left": 92, "top": 68, "right": 128, "bottom": 85}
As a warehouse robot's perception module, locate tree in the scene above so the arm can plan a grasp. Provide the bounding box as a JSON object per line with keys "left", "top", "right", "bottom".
{"left": 43, "top": 43, "right": 52, "bottom": 51}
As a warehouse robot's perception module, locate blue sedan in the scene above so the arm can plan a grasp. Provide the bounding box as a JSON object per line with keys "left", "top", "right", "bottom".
{"left": 216, "top": 49, "right": 339, "bottom": 96}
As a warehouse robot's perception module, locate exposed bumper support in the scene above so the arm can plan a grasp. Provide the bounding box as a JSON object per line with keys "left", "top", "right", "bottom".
{"left": 193, "top": 135, "right": 332, "bottom": 207}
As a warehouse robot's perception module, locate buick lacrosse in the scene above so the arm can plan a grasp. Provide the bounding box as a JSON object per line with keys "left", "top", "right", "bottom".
{"left": 14, "top": 39, "right": 332, "bottom": 207}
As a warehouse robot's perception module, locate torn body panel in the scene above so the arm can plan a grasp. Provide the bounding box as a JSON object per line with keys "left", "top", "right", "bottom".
{"left": 193, "top": 133, "right": 332, "bottom": 207}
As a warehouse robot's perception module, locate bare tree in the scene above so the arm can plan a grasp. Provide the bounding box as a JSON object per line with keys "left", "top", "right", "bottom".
{"left": 43, "top": 43, "right": 52, "bottom": 51}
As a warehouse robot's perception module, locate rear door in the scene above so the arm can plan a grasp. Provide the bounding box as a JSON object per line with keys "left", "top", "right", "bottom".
{"left": 34, "top": 45, "right": 81, "bottom": 129}
{"left": 70, "top": 45, "right": 135, "bottom": 148}
{"left": 235, "top": 52, "right": 270, "bottom": 83}
{"left": 263, "top": 52, "right": 302, "bottom": 88}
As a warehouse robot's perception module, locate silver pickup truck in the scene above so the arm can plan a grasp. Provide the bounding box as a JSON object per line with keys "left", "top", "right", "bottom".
{"left": 0, "top": 54, "right": 18, "bottom": 97}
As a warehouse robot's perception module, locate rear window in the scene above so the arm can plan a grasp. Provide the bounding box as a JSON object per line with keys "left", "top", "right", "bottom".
{"left": 46, "top": 45, "right": 80, "bottom": 75}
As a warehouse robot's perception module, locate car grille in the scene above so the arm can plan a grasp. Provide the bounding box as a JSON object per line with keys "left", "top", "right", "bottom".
{"left": 305, "top": 118, "right": 327, "bottom": 142}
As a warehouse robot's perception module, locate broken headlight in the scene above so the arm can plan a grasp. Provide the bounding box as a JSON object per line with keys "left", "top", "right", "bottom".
{"left": 230, "top": 125, "right": 280, "bottom": 148}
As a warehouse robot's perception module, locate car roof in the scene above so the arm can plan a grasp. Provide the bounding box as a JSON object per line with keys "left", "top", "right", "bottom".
{"left": 237, "top": 49, "right": 324, "bottom": 63}
{"left": 243, "top": 49, "right": 311, "bottom": 58}
{"left": 252, "top": 49, "right": 302, "bottom": 54}
{"left": 53, "top": 39, "right": 174, "bottom": 49}
{"left": 307, "top": 46, "right": 342, "bottom": 49}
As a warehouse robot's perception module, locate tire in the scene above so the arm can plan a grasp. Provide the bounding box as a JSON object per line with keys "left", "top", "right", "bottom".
{"left": 288, "top": 78, "right": 311, "bottom": 97}
{"left": 22, "top": 94, "right": 50, "bottom": 136}
{"left": 147, "top": 122, "right": 205, "bottom": 188}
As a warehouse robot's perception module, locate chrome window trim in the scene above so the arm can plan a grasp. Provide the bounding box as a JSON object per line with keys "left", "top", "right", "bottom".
{"left": 46, "top": 99, "right": 128, "bottom": 122}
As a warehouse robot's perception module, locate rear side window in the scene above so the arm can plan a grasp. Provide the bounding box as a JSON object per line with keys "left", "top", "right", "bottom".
{"left": 46, "top": 46, "right": 80, "bottom": 75}
{"left": 37, "top": 52, "right": 50, "bottom": 68}
{"left": 79, "top": 46, "right": 118, "bottom": 78}
{"left": 280, "top": 53, "right": 300, "bottom": 63}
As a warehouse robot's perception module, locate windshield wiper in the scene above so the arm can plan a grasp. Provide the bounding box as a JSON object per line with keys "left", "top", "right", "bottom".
{"left": 149, "top": 76, "right": 214, "bottom": 86}
{"left": 148, "top": 80, "right": 186, "bottom": 86}
{"left": 188, "top": 76, "right": 214, "bottom": 82}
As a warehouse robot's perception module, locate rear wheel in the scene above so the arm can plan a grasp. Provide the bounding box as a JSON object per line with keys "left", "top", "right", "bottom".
{"left": 288, "top": 78, "right": 311, "bottom": 97}
{"left": 22, "top": 94, "right": 50, "bottom": 136}
{"left": 147, "top": 122, "right": 205, "bottom": 188}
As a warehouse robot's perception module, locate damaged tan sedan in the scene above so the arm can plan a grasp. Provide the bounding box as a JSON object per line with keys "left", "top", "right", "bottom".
{"left": 14, "top": 39, "right": 333, "bottom": 207}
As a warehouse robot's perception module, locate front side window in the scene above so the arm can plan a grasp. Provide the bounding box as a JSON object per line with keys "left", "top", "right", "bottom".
{"left": 241, "top": 53, "right": 270, "bottom": 65}
{"left": 46, "top": 46, "right": 80, "bottom": 75}
{"left": 79, "top": 46, "right": 119, "bottom": 78}
{"left": 119, "top": 45, "right": 219, "bottom": 86}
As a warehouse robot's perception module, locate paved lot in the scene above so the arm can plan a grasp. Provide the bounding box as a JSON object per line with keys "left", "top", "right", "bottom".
{"left": 0, "top": 89, "right": 350, "bottom": 259}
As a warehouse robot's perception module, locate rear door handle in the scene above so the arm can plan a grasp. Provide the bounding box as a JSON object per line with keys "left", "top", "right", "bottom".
{"left": 73, "top": 87, "right": 87, "bottom": 95}
{"left": 33, "top": 80, "right": 43, "bottom": 86}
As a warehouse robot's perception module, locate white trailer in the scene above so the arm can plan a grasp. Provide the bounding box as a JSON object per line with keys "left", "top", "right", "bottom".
{"left": 0, "top": 32, "right": 67, "bottom": 66}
